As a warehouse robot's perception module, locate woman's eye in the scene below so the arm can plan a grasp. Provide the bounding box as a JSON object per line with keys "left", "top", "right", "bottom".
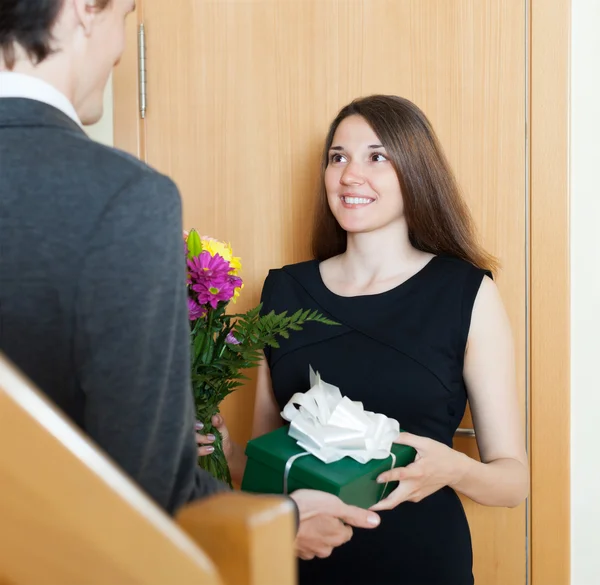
{"left": 330, "top": 153, "right": 347, "bottom": 163}
{"left": 371, "top": 152, "right": 387, "bottom": 162}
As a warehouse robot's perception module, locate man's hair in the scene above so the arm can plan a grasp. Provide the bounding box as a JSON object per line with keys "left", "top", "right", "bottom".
{"left": 0, "top": 0, "right": 111, "bottom": 69}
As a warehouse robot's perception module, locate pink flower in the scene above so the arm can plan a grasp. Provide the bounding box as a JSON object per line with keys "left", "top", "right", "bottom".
{"left": 187, "top": 251, "right": 231, "bottom": 282}
{"left": 192, "top": 275, "right": 241, "bottom": 309}
{"left": 188, "top": 298, "right": 206, "bottom": 321}
{"left": 186, "top": 249, "right": 243, "bottom": 312}
{"left": 226, "top": 332, "right": 241, "bottom": 345}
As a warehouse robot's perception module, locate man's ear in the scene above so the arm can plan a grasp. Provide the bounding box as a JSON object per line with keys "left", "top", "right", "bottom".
{"left": 72, "top": 0, "right": 97, "bottom": 36}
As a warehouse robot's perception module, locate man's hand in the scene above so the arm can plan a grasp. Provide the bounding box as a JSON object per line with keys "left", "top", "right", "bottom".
{"left": 289, "top": 490, "right": 380, "bottom": 560}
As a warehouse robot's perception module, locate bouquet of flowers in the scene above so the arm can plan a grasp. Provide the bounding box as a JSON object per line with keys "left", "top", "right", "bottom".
{"left": 184, "top": 229, "right": 337, "bottom": 486}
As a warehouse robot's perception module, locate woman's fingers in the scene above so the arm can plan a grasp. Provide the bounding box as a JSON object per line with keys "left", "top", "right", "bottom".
{"left": 211, "top": 414, "right": 228, "bottom": 431}
{"left": 196, "top": 421, "right": 219, "bottom": 441}
{"left": 196, "top": 429, "right": 216, "bottom": 456}
{"left": 196, "top": 432, "right": 216, "bottom": 444}
{"left": 195, "top": 418, "right": 229, "bottom": 457}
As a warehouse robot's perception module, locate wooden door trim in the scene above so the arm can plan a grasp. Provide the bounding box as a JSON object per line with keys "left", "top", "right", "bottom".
{"left": 530, "top": 1, "right": 570, "bottom": 584}
{"left": 113, "top": 3, "right": 145, "bottom": 159}
{"left": 113, "top": 2, "right": 572, "bottom": 583}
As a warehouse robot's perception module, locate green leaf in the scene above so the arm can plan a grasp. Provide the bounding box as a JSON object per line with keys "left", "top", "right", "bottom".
{"left": 188, "top": 300, "right": 339, "bottom": 431}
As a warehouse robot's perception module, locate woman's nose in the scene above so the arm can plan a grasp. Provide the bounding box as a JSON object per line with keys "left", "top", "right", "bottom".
{"left": 340, "top": 161, "right": 365, "bottom": 185}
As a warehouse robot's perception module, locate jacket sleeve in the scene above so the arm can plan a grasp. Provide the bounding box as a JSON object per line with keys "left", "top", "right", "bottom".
{"left": 74, "top": 171, "right": 228, "bottom": 514}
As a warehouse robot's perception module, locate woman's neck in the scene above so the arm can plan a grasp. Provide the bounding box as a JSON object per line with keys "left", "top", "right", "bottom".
{"left": 339, "top": 222, "right": 429, "bottom": 283}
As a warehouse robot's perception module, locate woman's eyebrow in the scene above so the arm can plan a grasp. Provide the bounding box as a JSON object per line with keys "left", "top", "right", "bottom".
{"left": 329, "top": 144, "right": 384, "bottom": 150}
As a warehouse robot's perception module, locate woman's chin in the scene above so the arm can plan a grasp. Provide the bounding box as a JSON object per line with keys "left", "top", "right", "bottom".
{"left": 335, "top": 216, "right": 379, "bottom": 234}
{"left": 336, "top": 214, "right": 404, "bottom": 237}
{"left": 340, "top": 225, "right": 376, "bottom": 236}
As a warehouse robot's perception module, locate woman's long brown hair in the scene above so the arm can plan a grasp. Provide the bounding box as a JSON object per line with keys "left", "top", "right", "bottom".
{"left": 312, "top": 95, "right": 498, "bottom": 275}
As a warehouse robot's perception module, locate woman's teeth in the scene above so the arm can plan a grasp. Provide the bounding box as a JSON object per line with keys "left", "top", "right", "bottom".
{"left": 343, "top": 196, "right": 373, "bottom": 205}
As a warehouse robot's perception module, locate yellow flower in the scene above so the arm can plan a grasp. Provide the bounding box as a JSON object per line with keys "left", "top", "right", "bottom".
{"left": 232, "top": 281, "right": 244, "bottom": 303}
{"left": 201, "top": 237, "right": 242, "bottom": 275}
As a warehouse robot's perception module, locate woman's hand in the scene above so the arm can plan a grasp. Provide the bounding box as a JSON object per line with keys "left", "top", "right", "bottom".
{"left": 369, "top": 432, "right": 467, "bottom": 512}
{"left": 196, "top": 414, "right": 249, "bottom": 485}
{"left": 195, "top": 414, "right": 233, "bottom": 459}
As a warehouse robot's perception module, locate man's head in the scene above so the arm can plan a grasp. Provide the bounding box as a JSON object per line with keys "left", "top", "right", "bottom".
{"left": 0, "top": 0, "right": 136, "bottom": 124}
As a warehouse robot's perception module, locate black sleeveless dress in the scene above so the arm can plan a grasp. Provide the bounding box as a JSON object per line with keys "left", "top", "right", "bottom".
{"left": 260, "top": 256, "right": 490, "bottom": 585}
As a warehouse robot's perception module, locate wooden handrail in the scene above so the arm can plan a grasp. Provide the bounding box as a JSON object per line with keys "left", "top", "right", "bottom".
{"left": 177, "top": 493, "right": 296, "bottom": 585}
{"left": 0, "top": 353, "right": 294, "bottom": 585}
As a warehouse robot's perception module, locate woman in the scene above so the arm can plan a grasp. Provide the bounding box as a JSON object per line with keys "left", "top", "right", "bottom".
{"left": 197, "top": 95, "right": 529, "bottom": 585}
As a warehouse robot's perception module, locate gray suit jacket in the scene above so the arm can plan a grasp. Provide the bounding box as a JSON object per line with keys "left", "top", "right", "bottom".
{"left": 0, "top": 98, "right": 226, "bottom": 512}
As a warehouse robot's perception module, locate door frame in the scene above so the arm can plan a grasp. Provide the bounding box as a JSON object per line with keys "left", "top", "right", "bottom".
{"left": 112, "top": 2, "right": 571, "bottom": 583}
{"left": 530, "top": 1, "right": 570, "bottom": 584}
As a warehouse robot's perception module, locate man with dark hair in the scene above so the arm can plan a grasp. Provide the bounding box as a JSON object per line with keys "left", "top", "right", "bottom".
{"left": 0, "top": 0, "right": 380, "bottom": 559}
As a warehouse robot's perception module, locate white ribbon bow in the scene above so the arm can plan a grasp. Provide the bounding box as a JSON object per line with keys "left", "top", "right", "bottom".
{"left": 281, "top": 367, "right": 400, "bottom": 464}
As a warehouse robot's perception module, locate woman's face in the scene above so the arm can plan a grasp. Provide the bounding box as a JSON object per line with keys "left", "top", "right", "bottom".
{"left": 324, "top": 115, "right": 404, "bottom": 235}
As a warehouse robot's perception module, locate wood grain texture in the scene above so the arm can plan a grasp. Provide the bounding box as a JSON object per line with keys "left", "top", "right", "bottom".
{"left": 0, "top": 354, "right": 294, "bottom": 585}
{"left": 0, "top": 354, "right": 221, "bottom": 585}
{"left": 118, "top": 1, "right": 530, "bottom": 583}
{"left": 177, "top": 493, "right": 296, "bottom": 585}
{"left": 530, "top": 0, "right": 571, "bottom": 583}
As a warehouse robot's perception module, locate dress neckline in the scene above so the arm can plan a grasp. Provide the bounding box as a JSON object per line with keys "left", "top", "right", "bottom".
{"left": 312, "top": 255, "right": 439, "bottom": 300}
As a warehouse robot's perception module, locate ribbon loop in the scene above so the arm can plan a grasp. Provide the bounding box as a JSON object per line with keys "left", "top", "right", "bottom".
{"left": 281, "top": 367, "right": 400, "bottom": 464}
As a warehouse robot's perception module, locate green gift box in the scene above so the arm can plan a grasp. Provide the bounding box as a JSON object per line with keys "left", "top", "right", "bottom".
{"left": 241, "top": 425, "right": 417, "bottom": 509}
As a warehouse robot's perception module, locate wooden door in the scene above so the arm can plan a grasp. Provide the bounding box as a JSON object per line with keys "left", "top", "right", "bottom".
{"left": 120, "top": 1, "right": 528, "bottom": 583}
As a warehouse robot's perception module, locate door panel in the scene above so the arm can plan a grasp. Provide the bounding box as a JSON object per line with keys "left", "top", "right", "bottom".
{"left": 140, "top": 2, "right": 527, "bottom": 583}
